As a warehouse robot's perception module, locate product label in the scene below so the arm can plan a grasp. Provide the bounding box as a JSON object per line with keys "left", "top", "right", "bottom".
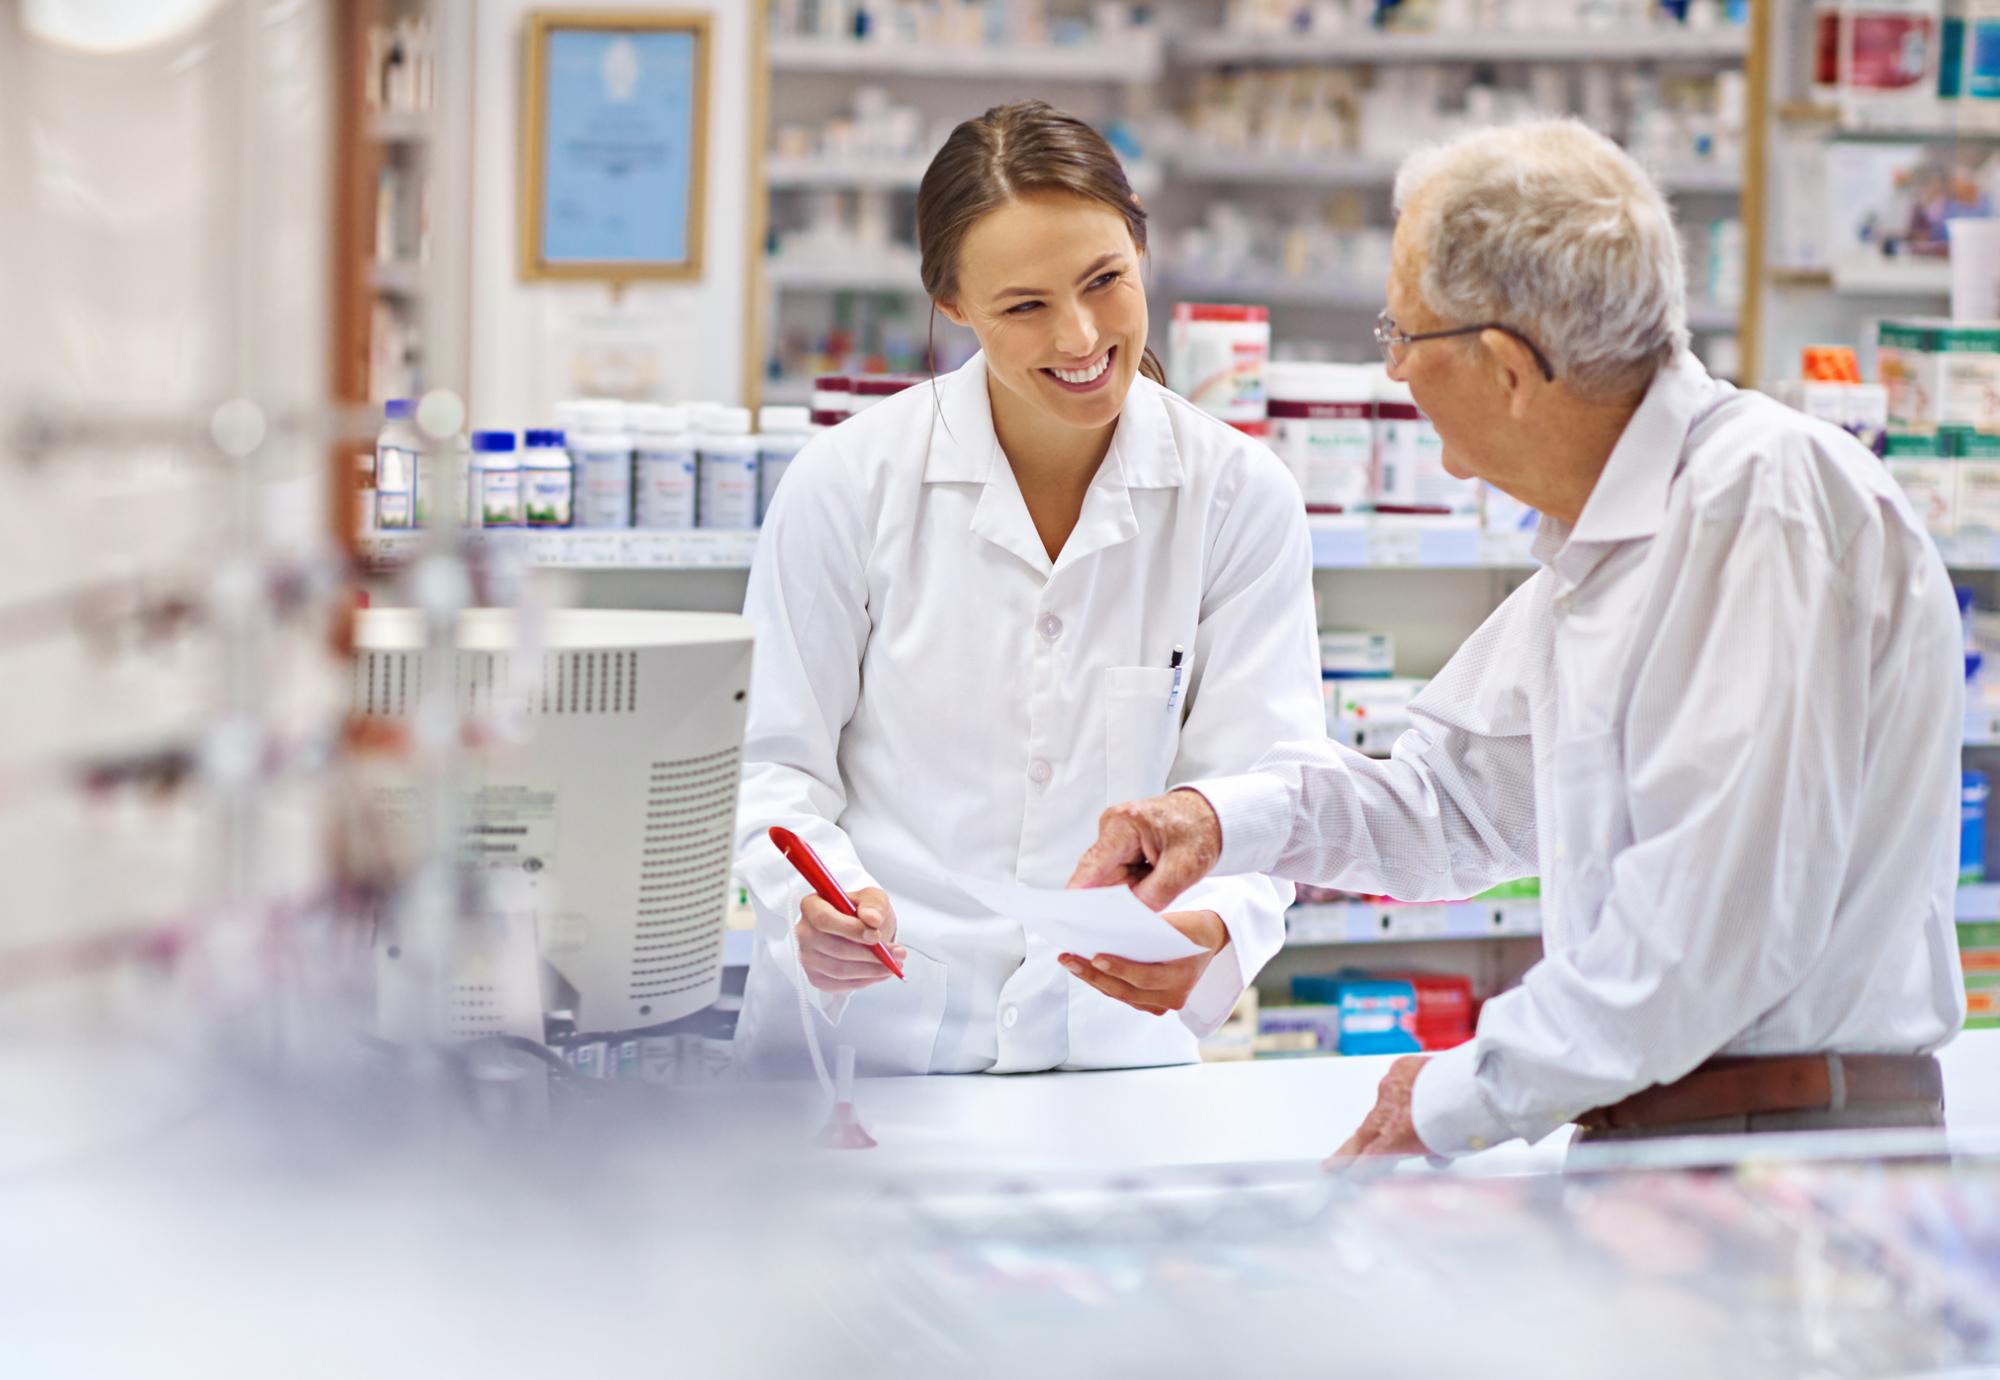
{"left": 1971, "top": 18, "right": 2000, "bottom": 96}
{"left": 574, "top": 449, "right": 632, "bottom": 528}
{"left": 480, "top": 467, "right": 522, "bottom": 527}
{"left": 375, "top": 444, "right": 415, "bottom": 529}
{"left": 524, "top": 469, "right": 573, "bottom": 527}
{"left": 697, "top": 452, "right": 759, "bottom": 530}
{"left": 1278, "top": 415, "right": 1372, "bottom": 512}
{"left": 1849, "top": 14, "right": 1935, "bottom": 92}
{"left": 759, "top": 454, "right": 793, "bottom": 523}
{"left": 636, "top": 448, "right": 697, "bottom": 530}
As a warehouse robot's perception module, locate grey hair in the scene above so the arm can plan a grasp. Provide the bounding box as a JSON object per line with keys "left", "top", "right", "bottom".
{"left": 1392, "top": 118, "right": 1689, "bottom": 401}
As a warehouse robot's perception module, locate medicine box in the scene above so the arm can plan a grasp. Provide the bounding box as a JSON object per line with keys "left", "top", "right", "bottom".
{"left": 1878, "top": 318, "right": 2000, "bottom": 433}
{"left": 1328, "top": 676, "right": 1429, "bottom": 754}
{"left": 1951, "top": 428, "right": 2000, "bottom": 533}
{"left": 1963, "top": 920, "right": 2000, "bottom": 1031}
{"left": 1885, "top": 431, "right": 1957, "bottom": 536}
{"left": 1290, "top": 973, "right": 1425, "bottom": 1056}
{"left": 1320, "top": 630, "right": 1395, "bottom": 679}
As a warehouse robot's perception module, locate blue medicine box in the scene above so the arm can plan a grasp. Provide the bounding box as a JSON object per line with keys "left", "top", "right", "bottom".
{"left": 1291, "top": 973, "right": 1422, "bottom": 1056}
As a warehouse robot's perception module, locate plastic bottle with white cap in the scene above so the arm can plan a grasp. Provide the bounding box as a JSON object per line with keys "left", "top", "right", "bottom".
{"left": 632, "top": 403, "right": 697, "bottom": 530}
{"left": 566, "top": 399, "right": 633, "bottom": 528}
{"left": 697, "top": 406, "right": 760, "bottom": 530}
{"left": 1266, "top": 361, "right": 1375, "bottom": 513}
{"left": 757, "top": 405, "right": 812, "bottom": 523}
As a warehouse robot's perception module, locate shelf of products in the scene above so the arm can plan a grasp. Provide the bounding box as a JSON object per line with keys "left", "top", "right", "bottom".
{"left": 766, "top": 35, "right": 1164, "bottom": 80}
{"left": 1288, "top": 900, "right": 1544, "bottom": 944}
{"left": 359, "top": 529, "right": 761, "bottom": 572}
{"left": 1166, "top": 150, "right": 1740, "bottom": 194}
{"left": 1308, "top": 515, "right": 1537, "bottom": 569}
{"left": 1174, "top": 25, "right": 1750, "bottom": 67}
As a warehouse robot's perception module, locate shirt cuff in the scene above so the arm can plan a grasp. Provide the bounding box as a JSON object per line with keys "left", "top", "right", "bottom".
{"left": 1181, "top": 776, "right": 1291, "bottom": 877}
{"left": 1178, "top": 938, "right": 1246, "bottom": 1036}
{"left": 1410, "top": 1040, "right": 1512, "bottom": 1156}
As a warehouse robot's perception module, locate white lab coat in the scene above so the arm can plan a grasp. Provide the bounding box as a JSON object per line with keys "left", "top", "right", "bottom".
{"left": 731, "top": 353, "right": 1324, "bottom": 1079}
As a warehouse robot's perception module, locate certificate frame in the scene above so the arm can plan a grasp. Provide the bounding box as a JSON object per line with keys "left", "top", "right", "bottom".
{"left": 519, "top": 10, "right": 711, "bottom": 282}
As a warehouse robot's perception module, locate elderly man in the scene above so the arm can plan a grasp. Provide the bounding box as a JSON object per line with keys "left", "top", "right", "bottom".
{"left": 1066, "top": 119, "right": 1967, "bottom": 1157}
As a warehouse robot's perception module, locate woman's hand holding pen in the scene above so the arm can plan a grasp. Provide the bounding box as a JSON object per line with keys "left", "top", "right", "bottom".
{"left": 795, "top": 887, "right": 907, "bottom": 992}
{"left": 1058, "top": 909, "right": 1228, "bottom": 1017}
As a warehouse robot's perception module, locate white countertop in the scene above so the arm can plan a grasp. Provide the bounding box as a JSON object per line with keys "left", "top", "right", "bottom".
{"left": 681, "top": 1027, "right": 2000, "bottom": 1177}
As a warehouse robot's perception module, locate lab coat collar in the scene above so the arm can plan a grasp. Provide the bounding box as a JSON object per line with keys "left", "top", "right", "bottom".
{"left": 928, "top": 353, "right": 1184, "bottom": 577}
{"left": 920, "top": 353, "right": 1185, "bottom": 490}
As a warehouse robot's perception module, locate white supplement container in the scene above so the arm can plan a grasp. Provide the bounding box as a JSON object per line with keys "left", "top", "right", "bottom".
{"left": 757, "top": 405, "right": 812, "bottom": 523}
{"left": 374, "top": 397, "right": 419, "bottom": 530}
{"left": 632, "top": 403, "right": 697, "bottom": 530}
{"left": 522, "top": 428, "right": 572, "bottom": 527}
{"left": 1373, "top": 373, "right": 1476, "bottom": 515}
{"left": 1266, "top": 362, "right": 1375, "bottom": 513}
{"left": 810, "top": 374, "right": 852, "bottom": 432}
{"left": 697, "top": 406, "right": 760, "bottom": 530}
{"left": 566, "top": 399, "right": 633, "bottom": 528}
{"left": 413, "top": 433, "right": 470, "bottom": 529}
{"left": 472, "top": 430, "right": 522, "bottom": 527}
{"left": 1168, "top": 303, "right": 1270, "bottom": 424}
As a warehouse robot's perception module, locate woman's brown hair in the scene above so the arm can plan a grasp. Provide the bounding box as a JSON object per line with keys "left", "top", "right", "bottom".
{"left": 915, "top": 100, "right": 1165, "bottom": 385}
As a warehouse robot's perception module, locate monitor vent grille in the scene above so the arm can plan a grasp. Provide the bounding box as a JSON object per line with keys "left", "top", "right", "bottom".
{"left": 352, "top": 649, "right": 639, "bottom": 717}
{"left": 630, "top": 747, "right": 740, "bottom": 1001}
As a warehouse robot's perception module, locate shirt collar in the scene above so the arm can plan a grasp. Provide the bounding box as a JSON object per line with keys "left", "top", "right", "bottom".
{"left": 921, "top": 352, "right": 1185, "bottom": 491}
{"left": 1564, "top": 350, "right": 1717, "bottom": 548}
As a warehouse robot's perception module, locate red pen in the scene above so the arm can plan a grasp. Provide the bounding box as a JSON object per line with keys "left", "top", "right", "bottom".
{"left": 768, "top": 826, "right": 904, "bottom": 980}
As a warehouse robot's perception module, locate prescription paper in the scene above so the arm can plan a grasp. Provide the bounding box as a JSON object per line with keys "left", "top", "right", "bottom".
{"left": 950, "top": 874, "right": 1206, "bottom": 963}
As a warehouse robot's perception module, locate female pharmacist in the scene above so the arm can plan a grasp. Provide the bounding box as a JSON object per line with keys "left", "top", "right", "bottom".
{"left": 732, "top": 101, "right": 1323, "bottom": 1078}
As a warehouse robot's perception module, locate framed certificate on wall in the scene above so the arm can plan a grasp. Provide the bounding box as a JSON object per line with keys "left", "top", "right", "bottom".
{"left": 520, "top": 11, "right": 710, "bottom": 281}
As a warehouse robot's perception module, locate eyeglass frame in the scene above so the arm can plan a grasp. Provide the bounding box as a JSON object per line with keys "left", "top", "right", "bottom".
{"left": 1374, "top": 310, "right": 1557, "bottom": 382}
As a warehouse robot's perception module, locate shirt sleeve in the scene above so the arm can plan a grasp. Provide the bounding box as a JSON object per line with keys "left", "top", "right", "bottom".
{"left": 1411, "top": 502, "right": 1880, "bottom": 1154}
{"left": 735, "top": 437, "right": 880, "bottom": 1024}
{"left": 1156, "top": 450, "right": 1325, "bottom": 1034}
{"left": 1191, "top": 577, "right": 1544, "bottom": 900}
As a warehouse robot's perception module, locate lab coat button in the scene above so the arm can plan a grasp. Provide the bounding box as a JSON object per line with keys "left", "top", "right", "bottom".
{"left": 1028, "top": 758, "right": 1052, "bottom": 785}
{"left": 1002, "top": 1005, "right": 1019, "bottom": 1030}
{"left": 1038, "top": 613, "right": 1063, "bottom": 642}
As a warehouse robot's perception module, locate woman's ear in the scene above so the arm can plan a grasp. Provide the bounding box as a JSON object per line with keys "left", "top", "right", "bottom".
{"left": 935, "top": 297, "right": 969, "bottom": 329}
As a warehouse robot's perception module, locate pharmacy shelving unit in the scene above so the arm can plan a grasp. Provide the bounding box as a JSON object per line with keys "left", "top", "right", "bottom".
{"left": 1745, "top": 1, "right": 2000, "bottom": 383}
{"left": 1160, "top": 12, "right": 1757, "bottom": 382}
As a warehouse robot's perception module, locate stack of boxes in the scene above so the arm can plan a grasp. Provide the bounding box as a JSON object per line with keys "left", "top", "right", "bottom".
{"left": 1872, "top": 320, "right": 2000, "bottom": 539}
{"left": 1260, "top": 971, "right": 1477, "bottom": 1057}
{"left": 1965, "top": 923, "right": 2000, "bottom": 1031}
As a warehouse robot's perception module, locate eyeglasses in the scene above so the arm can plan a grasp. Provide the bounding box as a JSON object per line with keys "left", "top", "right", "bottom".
{"left": 1374, "top": 310, "right": 1557, "bottom": 382}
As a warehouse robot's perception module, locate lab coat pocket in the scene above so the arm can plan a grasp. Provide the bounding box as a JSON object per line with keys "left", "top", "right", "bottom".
{"left": 1104, "top": 665, "right": 1181, "bottom": 806}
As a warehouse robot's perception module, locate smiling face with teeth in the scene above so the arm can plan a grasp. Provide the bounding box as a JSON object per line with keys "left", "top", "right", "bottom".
{"left": 936, "top": 190, "right": 1149, "bottom": 457}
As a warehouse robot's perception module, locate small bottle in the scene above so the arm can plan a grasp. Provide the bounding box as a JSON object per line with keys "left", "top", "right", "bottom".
{"left": 757, "top": 405, "right": 812, "bottom": 523}
{"left": 374, "top": 397, "right": 419, "bottom": 530}
{"left": 631, "top": 403, "right": 697, "bottom": 530}
{"left": 697, "top": 406, "right": 760, "bottom": 530}
{"left": 522, "top": 428, "right": 572, "bottom": 527}
{"left": 566, "top": 399, "right": 633, "bottom": 528}
{"left": 472, "top": 429, "right": 521, "bottom": 527}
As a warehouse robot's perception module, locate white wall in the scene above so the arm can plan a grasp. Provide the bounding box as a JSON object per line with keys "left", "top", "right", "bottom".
{"left": 468, "top": 0, "right": 756, "bottom": 430}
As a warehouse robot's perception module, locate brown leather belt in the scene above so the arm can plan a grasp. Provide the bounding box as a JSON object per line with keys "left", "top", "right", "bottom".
{"left": 1575, "top": 1053, "right": 1944, "bottom": 1132}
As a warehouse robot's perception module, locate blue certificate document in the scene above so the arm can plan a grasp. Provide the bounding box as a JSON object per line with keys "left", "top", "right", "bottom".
{"left": 536, "top": 27, "right": 701, "bottom": 269}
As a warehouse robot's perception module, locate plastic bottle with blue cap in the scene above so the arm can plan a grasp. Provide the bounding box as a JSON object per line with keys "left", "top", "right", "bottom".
{"left": 472, "top": 430, "right": 521, "bottom": 528}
